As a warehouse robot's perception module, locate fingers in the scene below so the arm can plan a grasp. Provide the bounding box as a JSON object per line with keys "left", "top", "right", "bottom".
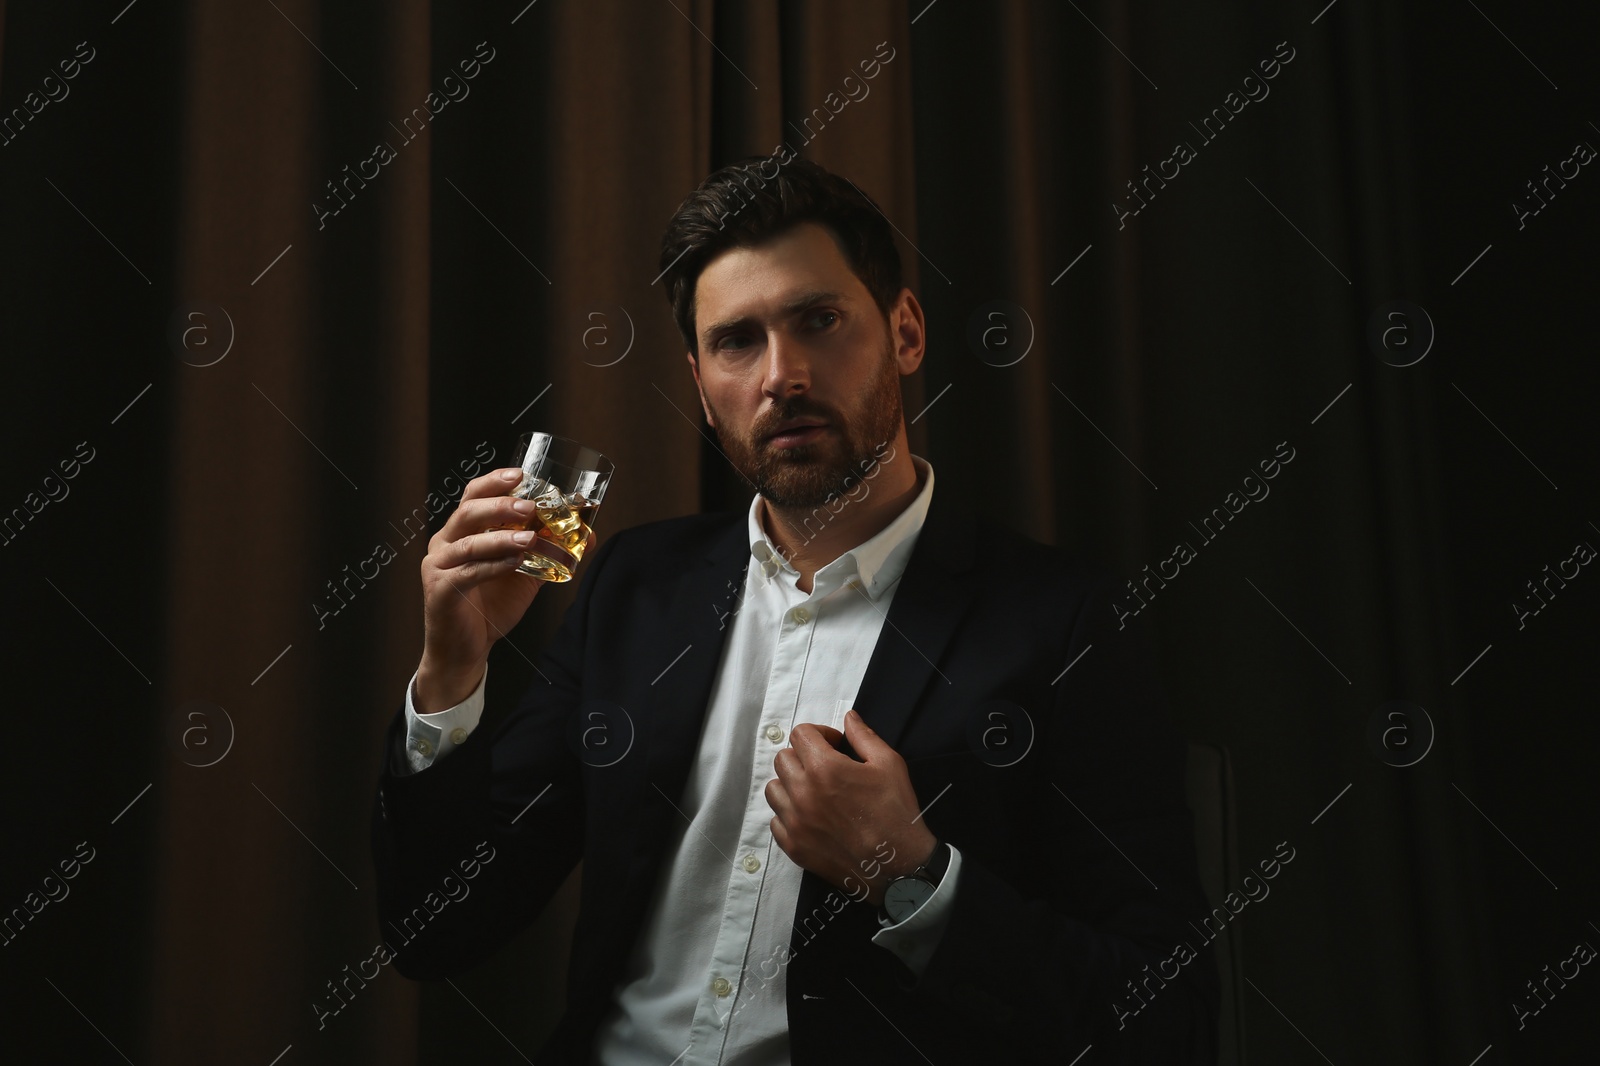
{"left": 764, "top": 776, "right": 791, "bottom": 819}
{"left": 435, "top": 551, "right": 529, "bottom": 589}
{"left": 769, "top": 815, "right": 792, "bottom": 858}
{"left": 789, "top": 723, "right": 846, "bottom": 765}
{"left": 438, "top": 493, "right": 535, "bottom": 544}
{"left": 431, "top": 527, "right": 538, "bottom": 573}
{"left": 434, "top": 469, "right": 600, "bottom": 572}
{"left": 808, "top": 724, "right": 846, "bottom": 746}
{"left": 436, "top": 467, "right": 534, "bottom": 540}
{"left": 461, "top": 466, "right": 527, "bottom": 503}
{"left": 841, "top": 711, "right": 891, "bottom": 759}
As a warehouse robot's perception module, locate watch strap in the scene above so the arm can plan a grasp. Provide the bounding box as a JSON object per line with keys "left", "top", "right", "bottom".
{"left": 919, "top": 840, "right": 950, "bottom": 886}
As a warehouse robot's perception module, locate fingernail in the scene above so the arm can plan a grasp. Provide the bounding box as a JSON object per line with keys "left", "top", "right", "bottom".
{"left": 513, "top": 530, "right": 535, "bottom": 545}
{"left": 512, "top": 499, "right": 535, "bottom": 514}
{"left": 501, "top": 469, "right": 521, "bottom": 481}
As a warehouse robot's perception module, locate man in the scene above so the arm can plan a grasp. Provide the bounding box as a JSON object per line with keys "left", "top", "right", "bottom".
{"left": 372, "top": 156, "right": 1219, "bottom": 1063}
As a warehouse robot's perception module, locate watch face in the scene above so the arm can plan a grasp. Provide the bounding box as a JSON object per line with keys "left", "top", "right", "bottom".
{"left": 884, "top": 876, "right": 936, "bottom": 921}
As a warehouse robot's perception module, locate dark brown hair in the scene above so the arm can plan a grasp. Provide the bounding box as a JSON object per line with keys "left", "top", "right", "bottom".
{"left": 657, "top": 155, "right": 904, "bottom": 357}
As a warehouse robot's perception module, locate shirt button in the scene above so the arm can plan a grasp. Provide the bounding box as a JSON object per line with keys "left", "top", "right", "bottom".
{"left": 412, "top": 738, "right": 433, "bottom": 757}
{"left": 765, "top": 725, "right": 785, "bottom": 744}
{"left": 712, "top": 976, "right": 733, "bottom": 997}
{"left": 742, "top": 854, "right": 761, "bottom": 873}
{"left": 790, "top": 606, "right": 810, "bottom": 624}
{"left": 449, "top": 727, "right": 468, "bottom": 745}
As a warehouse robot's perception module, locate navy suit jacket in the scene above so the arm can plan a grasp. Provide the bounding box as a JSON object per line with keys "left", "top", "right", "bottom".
{"left": 372, "top": 488, "right": 1219, "bottom": 1063}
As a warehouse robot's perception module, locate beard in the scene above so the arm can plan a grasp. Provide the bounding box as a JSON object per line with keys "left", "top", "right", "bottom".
{"left": 708, "top": 333, "right": 903, "bottom": 509}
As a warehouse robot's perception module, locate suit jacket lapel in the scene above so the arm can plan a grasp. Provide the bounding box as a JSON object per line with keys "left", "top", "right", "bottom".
{"left": 786, "top": 483, "right": 983, "bottom": 969}
{"left": 635, "top": 515, "right": 751, "bottom": 828}
{"left": 849, "top": 486, "right": 980, "bottom": 752}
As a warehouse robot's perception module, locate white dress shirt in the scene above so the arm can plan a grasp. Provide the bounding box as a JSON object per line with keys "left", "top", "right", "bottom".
{"left": 401, "top": 454, "right": 963, "bottom": 1064}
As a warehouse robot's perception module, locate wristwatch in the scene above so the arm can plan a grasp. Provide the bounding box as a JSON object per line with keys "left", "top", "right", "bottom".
{"left": 881, "top": 840, "right": 951, "bottom": 923}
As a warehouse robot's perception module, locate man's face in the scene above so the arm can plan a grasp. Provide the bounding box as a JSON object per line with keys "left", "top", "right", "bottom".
{"left": 687, "top": 222, "right": 916, "bottom": 508}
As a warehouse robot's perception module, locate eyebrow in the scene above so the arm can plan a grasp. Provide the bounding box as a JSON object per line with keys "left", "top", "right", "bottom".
{"left": 699, "top": 289, "right": 847, "bottom": 345}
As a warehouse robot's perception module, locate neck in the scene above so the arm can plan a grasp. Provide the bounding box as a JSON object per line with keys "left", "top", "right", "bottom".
{"left": 759, "top": 438, "right": 920, "bottom": 594}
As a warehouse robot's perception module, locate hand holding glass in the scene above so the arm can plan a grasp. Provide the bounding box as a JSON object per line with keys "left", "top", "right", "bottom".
{"left": 501, "top": 432, "right": 613, "bottom": 582}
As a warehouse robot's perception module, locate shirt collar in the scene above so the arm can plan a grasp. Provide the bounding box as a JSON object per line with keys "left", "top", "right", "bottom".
{"left": 746, "top": 453, "right": 935, "bottom": 601}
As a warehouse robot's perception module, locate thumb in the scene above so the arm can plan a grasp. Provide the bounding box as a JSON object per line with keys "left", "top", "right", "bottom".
{"left": 844, "top": 709, "right": 889, "bottom": 756}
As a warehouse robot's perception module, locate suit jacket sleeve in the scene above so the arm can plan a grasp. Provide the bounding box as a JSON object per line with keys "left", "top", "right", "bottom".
{"left": 904, "top": 572, "right": 1219, "bottom": 1063}
{"left": 369, "top": 527, "right": 627, "bottom": 978}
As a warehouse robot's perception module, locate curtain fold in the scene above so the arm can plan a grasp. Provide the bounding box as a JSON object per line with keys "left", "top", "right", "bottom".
{"left": 151, "top": 2, "right": 432, "bottom": 1061}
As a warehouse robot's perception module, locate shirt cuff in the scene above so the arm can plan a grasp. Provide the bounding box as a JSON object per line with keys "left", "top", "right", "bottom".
{"left": 400, "top": 664, "right": 488, "bottom": 774}
{"left": 871, "top": 843, "right": 962, "bottom": 978}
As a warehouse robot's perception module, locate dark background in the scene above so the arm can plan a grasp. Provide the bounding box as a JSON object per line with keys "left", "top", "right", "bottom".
{"left": 1, "top": 1, "right": 1595, "bottom": 1062}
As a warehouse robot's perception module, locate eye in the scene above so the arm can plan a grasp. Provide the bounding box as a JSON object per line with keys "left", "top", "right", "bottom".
{"left": 714, "top": 332, "right": 750, "bottom": 352}
{"left": 807, "top": 310, "right": 839, "bottom": 329}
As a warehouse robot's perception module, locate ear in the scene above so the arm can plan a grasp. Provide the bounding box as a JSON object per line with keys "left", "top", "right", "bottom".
{"left": 889, "top": 287, "right": 926, "bottom": 377}
{"left": 686, "top": 350, "right": 715, "bottom": 426}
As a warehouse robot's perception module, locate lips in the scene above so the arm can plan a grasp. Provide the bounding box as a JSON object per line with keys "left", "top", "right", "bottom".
{"left": 765, "top": 419, "right": 828, "bottom": 440}
{"left": 765, "top": 421, "right": 829, "bottom": 448}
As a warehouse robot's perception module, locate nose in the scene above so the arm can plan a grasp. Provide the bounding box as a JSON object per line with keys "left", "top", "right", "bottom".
{"left": 762, "top": 330, "right": 810, "bottom": 401}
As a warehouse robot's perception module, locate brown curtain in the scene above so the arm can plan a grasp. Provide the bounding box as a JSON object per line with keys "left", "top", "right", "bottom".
{"left": 151, "top": 1, "right": 432, "bottom": 1061}
{"left": 5, "top": 1, "right": 1597, "bottom": 1063}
